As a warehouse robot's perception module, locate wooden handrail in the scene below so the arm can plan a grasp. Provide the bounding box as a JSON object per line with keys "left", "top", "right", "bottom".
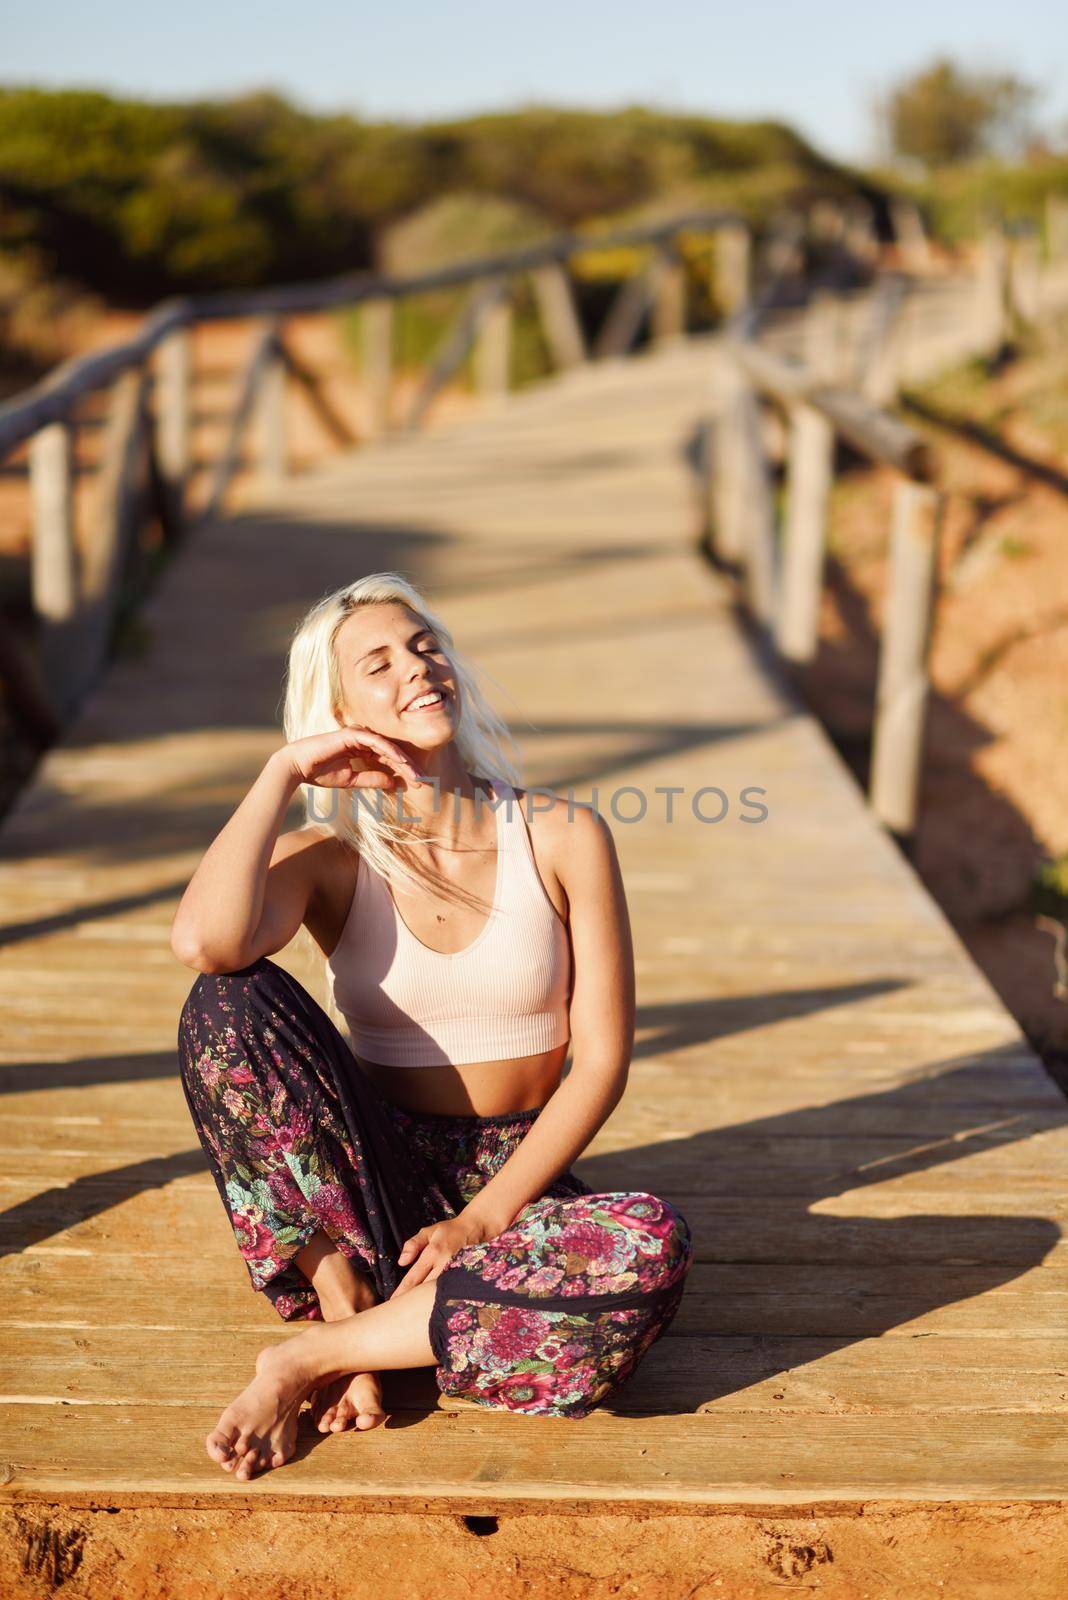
{"left": 3, "top": 203, "right": 757, "bottom": 730}
{"left": 711, "top": 302, "right": 947, "bottom": 841}
{"left": 0, "top": 208, "right": 744, "bottom": 461}
{"left": 726, "top": 335, "right": 935, "bottom": 481}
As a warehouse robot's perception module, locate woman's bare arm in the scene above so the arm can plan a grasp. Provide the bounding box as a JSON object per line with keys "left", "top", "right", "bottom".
{"left": 170, "top": 750, "right": 329, "bottom": 972}
{"left": 393, "top": 799, "right": 635, "bottom": 1289}
{"left": 170, "top": 730, "right": 426, "bottom": 973}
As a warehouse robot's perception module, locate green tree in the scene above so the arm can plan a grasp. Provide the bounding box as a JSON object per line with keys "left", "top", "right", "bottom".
{"left": 880, "top": 57, "right": 1040, "bottom": 168}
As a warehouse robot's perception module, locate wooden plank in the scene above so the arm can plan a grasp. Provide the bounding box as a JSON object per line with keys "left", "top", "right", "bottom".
{"left": 4, "top": 1328, "right": 1067, "bottom": 1414}
{"left": 3, "top": 1257, "right": 1067, "bottom": 1340}
{"left": 4, "top": 1188, "right": 1065, "bottom": 1271}
{"left": 2, "top": 1404, "right": 1067, "bottom": 1504}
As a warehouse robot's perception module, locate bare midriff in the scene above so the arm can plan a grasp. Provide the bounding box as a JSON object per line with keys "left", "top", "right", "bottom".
{"left": 355, "top": 1041, "right": 569, "bottom": 1117}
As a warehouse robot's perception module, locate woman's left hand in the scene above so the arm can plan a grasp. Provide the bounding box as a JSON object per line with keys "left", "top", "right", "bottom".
{"left": 391, "top": 1213, "right": 489, "bottom": 1297}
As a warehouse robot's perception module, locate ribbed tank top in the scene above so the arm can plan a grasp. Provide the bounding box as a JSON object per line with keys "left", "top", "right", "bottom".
{"left": 324, "top": 779, "right": 572, "bottom": 1068}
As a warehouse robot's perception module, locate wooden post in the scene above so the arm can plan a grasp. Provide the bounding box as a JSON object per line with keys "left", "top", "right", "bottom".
{"left": 529, "top": 264, "right": 586, "bottom": 370}
{"left": 362, "top": 299, "right": 393, "bottom": 435}
{"left": 1010, "top": 229, "right": 1042, "bottom": 328}
{"left": 973, "top": 228, "right": 1008, "bottom": 355}
{"left": 775, "top": 298, "right": 839, "bottom": 661}
{"left": 810, "top": 200, "right": 845, "bottom": 252}
{"left": 29, "top": 420, "right": 81, "bottom": 716}
{"left": 734, "top": 383, "right": 778, "bottom": 625}
{"left": 474, "top": 290, "right": 512, "bottom": 401}
{"left": 156, "top": 326, "right": 191, "bottom": 524}
{"left": 870, "top": 480, "right": 943, "bottom": 836}
{"left": 79, "top": 368, "right": 148, "bottom": 685}
{"left": 29, "top": 422, "right": 78, "bottom": 626}
{"left": 706, "top": 349, "right": 779, "bottom": 618}
{"left": 776, "top": 401, "right": 834, "bottom": 661}
{"left": 715, "top": 223, "right": 751, "bottom": 317}
{"left": 405, "top": 277, "right": 509, "bottom": 430}
{"left": 257, "top": 319, "right": 287, "bottom": 487}
{"left": 595, "top": 259, "right": 659, "bottom": 359}
{"left": 651, "top": 246, "right": 686, "bottom": 344}
{"left": 890, "top": 198, "right": 933, "bottom": 273}
{"left": 707, "top": 352, "right": 744, "bottom": 561}
{"left": 763, "top": 211, "right": 805, "bottom": 283}
{"left": 844, "top": 199, "right": 879, "bottom": 270}
{"left": 201, "top": 323, "right": 279, "bottom": 519}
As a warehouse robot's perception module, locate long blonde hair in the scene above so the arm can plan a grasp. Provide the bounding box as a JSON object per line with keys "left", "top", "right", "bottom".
{"left": 281, "top": 572, "right": 522, "bottom": 906}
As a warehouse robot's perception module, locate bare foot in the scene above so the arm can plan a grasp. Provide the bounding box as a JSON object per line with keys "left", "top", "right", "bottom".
{"left": 206, "top": 1341, "right": 318, "bottom": 1480}
{"left": 309, "top": 1370, "right": 389, "bottom": 1434}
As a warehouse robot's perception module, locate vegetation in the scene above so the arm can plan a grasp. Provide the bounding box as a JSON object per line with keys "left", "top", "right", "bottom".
{"left": 868, "top": 56, "right": 1068, "bottom": 247}
{"left": 0, "top": 87, "right": 865, "bottom": 305}
{"left": 875, "top": 57, "right": 1041, "bottom": 170}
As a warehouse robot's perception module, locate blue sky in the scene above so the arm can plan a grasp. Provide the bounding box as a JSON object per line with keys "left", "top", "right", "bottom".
{"left": 5, "top": 0, "right": 1066, "bottom": 165}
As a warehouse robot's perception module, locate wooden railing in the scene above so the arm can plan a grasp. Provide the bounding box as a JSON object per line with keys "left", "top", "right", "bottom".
{"left": 699, "top": 196, "right": 1068, "bottom": 840}
{"left": 2, "top": 192, "right": 1066, "bottom": 836}
{"left": 0, "top": 208, "right": 756, "bottom": 725}
{"left": 706, "top": 308, "right": 943, "bottom": 841}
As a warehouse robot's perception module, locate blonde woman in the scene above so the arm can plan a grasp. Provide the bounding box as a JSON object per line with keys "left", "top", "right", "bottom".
{"left": 172, "top": 572, "right": 693, "bottom": 1481}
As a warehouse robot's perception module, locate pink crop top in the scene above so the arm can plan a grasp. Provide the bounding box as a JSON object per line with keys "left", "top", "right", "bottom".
{"left": 324, "top": 779, "right": 572, "bottom": 1067}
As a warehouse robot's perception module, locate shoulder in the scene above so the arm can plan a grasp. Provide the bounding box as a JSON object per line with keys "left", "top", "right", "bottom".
{"left": 510, "top": 788, "right": 618, "bottom": 875}
{"left": 270, "top": 825, "right": 358, "bottom": 893}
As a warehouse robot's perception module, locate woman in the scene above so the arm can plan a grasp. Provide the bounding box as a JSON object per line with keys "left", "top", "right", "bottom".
{"left": 172, "top": 572, "right": 693, "bottom": 1482}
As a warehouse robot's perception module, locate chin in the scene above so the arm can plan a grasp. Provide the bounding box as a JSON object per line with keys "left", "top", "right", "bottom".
{"left": 401, "top": 720, "right": 456, "bottom": 754}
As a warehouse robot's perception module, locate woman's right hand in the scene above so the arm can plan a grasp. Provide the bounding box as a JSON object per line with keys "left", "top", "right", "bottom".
{"left": 280, "top": 727, "right": 430, "bottom": 791}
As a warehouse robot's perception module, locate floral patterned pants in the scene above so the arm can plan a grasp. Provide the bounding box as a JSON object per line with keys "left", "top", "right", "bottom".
{"left": 176, "top": 956, "right": 693, "bottom": 1418}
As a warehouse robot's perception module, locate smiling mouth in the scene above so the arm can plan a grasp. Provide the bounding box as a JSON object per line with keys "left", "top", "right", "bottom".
{"left": 403, "top": 689, "right": 449, "bottom": 713}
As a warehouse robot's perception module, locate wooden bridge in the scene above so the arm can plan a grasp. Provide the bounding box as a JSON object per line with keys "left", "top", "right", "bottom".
{"left": 2, "top": 215, "right": 1068, "bottom": 1597}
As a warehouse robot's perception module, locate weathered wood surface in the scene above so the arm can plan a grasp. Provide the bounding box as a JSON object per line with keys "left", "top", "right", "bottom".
{"left": 1, "top": 337, "right": 1066, "bottom": 1535}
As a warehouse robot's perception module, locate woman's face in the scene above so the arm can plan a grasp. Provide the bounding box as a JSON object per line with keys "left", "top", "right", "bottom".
{"left": 334, "top": 601, "right": 459, "bottom": 752}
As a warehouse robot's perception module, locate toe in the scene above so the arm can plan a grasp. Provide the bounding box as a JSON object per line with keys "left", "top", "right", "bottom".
{"left": 330, "top": 1400, "right": 354, "bottom": 1432}
{"left": 206, "top": 1425, "right": 238, "bottom": 1464}
{"left": 356, "top": 1409, "right": 388, "bottom": 1430}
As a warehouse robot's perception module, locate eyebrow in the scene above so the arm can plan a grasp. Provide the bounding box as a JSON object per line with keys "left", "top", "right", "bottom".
{"left": 357, "top": 626, "right": 434, "bottom": 665}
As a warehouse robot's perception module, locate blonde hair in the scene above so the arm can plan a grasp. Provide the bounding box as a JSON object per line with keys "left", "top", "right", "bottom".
{"left": 281, "top": 572, "right": 522, "bottom": 906}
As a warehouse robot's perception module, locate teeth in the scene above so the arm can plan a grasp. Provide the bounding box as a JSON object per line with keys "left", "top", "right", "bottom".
{"left": 407, "top": 691, "right": 444, "bottom": 711}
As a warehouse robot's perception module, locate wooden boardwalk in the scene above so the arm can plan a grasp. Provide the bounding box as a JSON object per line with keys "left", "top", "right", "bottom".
{"left": 2, "top": 336, "right": 1067, "bottom": 1596}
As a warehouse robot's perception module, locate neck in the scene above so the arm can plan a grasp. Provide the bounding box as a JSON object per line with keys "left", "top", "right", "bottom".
{"left": 396, "top": 753, "right": 499, "bottom": 850}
